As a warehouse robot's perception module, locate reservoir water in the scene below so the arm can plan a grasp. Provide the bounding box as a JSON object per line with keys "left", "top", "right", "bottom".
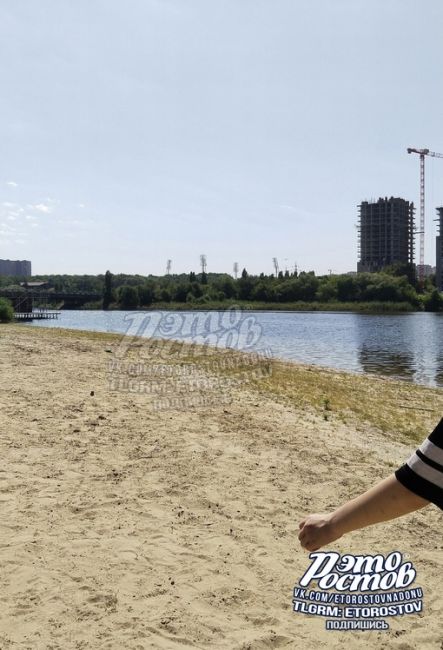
{"left": 26, "top": 309, "right": 443, "bottom": 388}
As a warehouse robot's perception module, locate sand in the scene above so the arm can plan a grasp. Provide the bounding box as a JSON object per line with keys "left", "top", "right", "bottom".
{"left": 0, "top": 323, "right": 441, "bottom": 649}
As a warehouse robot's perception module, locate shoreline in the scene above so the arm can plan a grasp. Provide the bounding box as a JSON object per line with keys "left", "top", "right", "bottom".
{"left": 0, "top": 324, "right": 442, "bottom": 648}
{"left": 22, "top": 314, "right": 443, "bottom": 394}
{"left": 69, "top": 300, "right": 420, "bottom": 313}
{"left": 17, "top": 322, "right": 443, "bottom": 440}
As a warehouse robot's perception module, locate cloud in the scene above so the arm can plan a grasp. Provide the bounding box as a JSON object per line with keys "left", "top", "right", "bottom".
{"left": 33, "top": 203, "right": 52, "bottom": 213}
{"left": 0, "top": 224, "right": 19, "bottom": 237}
{"left": 6, "top": 181, "right": 18, "bottom": 187}
{"left": 78, "top": 203, "right": 85, "bottom": 209}
{"left": 0, "top": 221, "right": 17, "bottom": 231}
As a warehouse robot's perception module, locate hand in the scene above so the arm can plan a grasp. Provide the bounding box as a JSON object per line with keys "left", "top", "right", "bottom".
{"left": 298, "top": 513, "right": 342, "bottom": 551}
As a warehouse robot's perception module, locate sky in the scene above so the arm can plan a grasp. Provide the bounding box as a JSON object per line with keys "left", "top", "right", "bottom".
{"left": 1, "top": 0, "right": 443, "bottom": 277}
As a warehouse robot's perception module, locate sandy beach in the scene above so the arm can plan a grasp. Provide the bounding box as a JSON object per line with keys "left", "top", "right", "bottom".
{"left": 0, "top": 323, "right": 441, "bottom": 649}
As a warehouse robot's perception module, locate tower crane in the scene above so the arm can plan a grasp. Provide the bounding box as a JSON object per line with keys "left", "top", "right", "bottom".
{"left": 407, "top": 147, "right": 443, "bottom": 283}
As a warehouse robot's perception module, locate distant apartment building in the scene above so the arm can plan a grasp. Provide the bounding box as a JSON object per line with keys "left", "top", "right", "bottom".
{"left": 436, "top": 207, "right": 443, "bottom": 291}
{"left": 416, "top": 264, "right": 435, "bottom": 278}
{"left": 357, "top": 197, "right": 415, "bottom": 273}
{"left": 0, "top": 259, "right": 32, "bottom": 276}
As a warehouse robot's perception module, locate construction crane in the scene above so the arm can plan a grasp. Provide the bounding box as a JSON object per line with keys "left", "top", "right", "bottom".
{"left": 200, "top": 254, "right": 207, "bottom": 275}
{"left": 407, "top": 147, "right": 443, "bottom": 283}
{"left": 272, "top": 257, "right": 279, "bottom": 276}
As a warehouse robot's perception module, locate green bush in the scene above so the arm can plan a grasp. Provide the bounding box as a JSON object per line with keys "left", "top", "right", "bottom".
{"left": 118, "top": 285, "right": 139, "bottom": 309}
{"left": 0, "top": 298, "right": 14, "bottom": 322}
{"left": 423, "top": 289, "right": 443, "bottom": 312}
{"left": 193, "top": 294, "right": 211, "bottom": 304}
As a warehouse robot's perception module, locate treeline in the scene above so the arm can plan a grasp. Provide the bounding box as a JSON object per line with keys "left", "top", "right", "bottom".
{"left": 108, "top": 269, "right": 441, "bottom": 311}
{"left": 1, "top": 261, "right": 441, "bottom": 312}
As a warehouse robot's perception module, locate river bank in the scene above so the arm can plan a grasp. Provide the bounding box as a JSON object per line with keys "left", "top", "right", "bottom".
{"left": 76, "top": 300, "right": 419, "bottom": 313}
{"left": 0, "top": 324, "right": 441, "bottom": 649}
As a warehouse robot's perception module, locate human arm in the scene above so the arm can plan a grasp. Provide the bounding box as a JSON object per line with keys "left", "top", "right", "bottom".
{"left": 298, "top": 474, "right": 430, "bottom": 552}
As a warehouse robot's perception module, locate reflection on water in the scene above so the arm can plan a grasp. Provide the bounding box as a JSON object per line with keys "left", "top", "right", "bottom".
{"left": 26, "top": 309, "right": 443, "bottom": 388}
{"left": 434, "top": 353, "right": 443, "bottom": 386}
{"left": 358, "top": 348, "right": 415, "bottom": 380}
{"left": 354, "top": 315, "right": 416, "bottom": 381}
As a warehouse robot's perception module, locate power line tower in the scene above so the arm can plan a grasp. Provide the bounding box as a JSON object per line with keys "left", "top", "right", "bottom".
{"left": 407, "top": 147, "right": 443, "bottom": 283}
{"left": 166, "top": 259, "right": 172, "bottom": 275}
{"left": 200, "top": 254, "right": 207, "bottom": 274}
{"left": 233, "top": 262, "right": 239, "bottom": 279}
{"left": 272, "top": 257, "right": 279, "bottom": 276}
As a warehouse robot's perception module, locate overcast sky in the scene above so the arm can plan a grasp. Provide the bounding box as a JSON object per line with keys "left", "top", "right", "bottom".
{"left": 1, "top": 0, "right": 443, "bottom": 276}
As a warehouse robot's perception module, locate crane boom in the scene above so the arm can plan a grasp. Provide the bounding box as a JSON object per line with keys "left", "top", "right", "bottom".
{"left": 407, "top": 147, "right": 443, "bottom": 159}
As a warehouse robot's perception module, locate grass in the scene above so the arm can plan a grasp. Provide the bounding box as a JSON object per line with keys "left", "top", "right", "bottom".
{"left": 248, "top": 358, "right": 443, "bottom": 444}
{"left": 119, "top": 300, "right": 418, "bottom": 313}
{"left": 8, "top": 323, "right": 442, "bottom": 444}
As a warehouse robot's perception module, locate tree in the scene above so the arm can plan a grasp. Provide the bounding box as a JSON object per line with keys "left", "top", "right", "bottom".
{"left": 336, "top": 275, "right": 359, "bottom": 302}
{"left": 103, "top": 270, "right": 113, "bottom": 310}
{"left": 237, "top": 274, "right": 255, "bottom": 300}
{"left": 423, "top": 289, "right": 443, "bottom": 312}
{"left": 0, "top": 298, "right": 13, "bottom": 322}
{"left": 118, "top": 285, "right": 139, "bottom": 309}
{"left": 316, "top": 281, "right": 338, "bottom": 302}
{"left": 138, "top": 284, "right": 154, "bottom": 306}
{"left": 382, "top": 262, "right": 417, "bottom": 287}
{"left": 218, "top": 276, "right": 237, "bottom": 299}
{"left": 190, "top": 281, "right": 203, "bottom": 298}
{"left": 159, "top": 287, "right": 172, "bottom": 302}
{"left": 174, "top": 283, "right": 189, "bottom": 302}
{"left": 252, "top": 282, "right": 276, "bottom": 302}
{"left": 296, "top": 273, "right": 319, "bottom": 301}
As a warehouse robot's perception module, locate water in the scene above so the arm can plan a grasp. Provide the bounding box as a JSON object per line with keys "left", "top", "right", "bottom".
{"left": 25, "top": 309, "right": 443, "bottom": 388}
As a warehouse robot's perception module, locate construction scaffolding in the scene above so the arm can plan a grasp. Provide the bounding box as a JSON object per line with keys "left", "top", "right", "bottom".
{"left": 357, "top": 197, "right": 415, "bottom": 273}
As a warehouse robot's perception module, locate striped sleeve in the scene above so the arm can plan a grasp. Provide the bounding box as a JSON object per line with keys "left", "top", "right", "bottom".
{"left": 394, "top": 417, "right": 443, "bottom": 510}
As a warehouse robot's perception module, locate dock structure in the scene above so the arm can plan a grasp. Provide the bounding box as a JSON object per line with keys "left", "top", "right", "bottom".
{"left": 14, "top": 310, "right": 60, "bottom": 321}
{"left": 1, "top": 286, "right": 99, "bottom": 320}
{"left": 8, "top": 291, "right": 61, "bottom": 321}
{"left": 0, "top": 289, "right": 101, "bottom": 309}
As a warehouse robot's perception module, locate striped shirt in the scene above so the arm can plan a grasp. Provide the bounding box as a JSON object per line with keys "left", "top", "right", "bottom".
{"left": 395, "top": 417, "right": 443, "bottom": 510}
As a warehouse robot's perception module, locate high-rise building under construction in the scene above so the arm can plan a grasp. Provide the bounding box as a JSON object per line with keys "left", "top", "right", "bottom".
{"left": 357, "top": 197, "right": 415, "bottom": 273}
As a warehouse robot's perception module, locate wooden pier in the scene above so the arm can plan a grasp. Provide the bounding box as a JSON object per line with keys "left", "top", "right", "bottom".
{"left": 14, "top": 311, "right": 60, "bottom": 321}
